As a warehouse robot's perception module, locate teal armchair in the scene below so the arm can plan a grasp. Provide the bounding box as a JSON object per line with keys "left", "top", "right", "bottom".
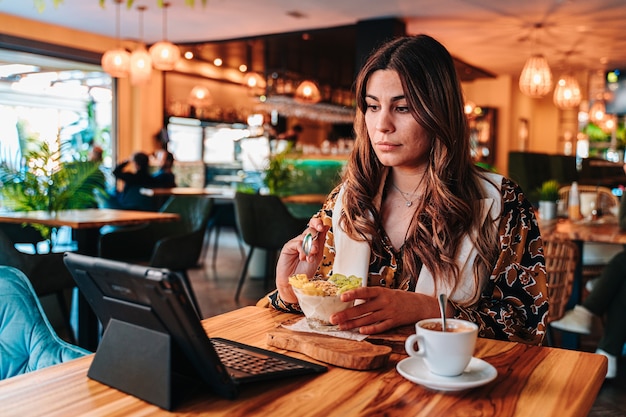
{"left": 0, "top": 266, "right": 89, "bottom": 380}
{"left": 0, "top": 228, "right": 77, "bottom": 340}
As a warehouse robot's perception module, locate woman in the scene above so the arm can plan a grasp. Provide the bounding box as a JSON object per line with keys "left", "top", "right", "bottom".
{"left": 111, "top": 151, "right": 155, "bottom": 210}
{"left": 270, "top": 35, "right": 548, "bottom": 345}
{"left": 152, "top": 150, "right": 177, "bottom": 188}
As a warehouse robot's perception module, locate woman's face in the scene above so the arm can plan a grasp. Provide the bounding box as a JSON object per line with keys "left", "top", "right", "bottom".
{"left": 364, "top": 69, "right": 432, "bottom": 171}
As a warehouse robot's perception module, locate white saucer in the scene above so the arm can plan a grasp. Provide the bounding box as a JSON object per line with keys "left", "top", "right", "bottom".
{"left": 396, "top": 356, "right": 497, "bottom": 392}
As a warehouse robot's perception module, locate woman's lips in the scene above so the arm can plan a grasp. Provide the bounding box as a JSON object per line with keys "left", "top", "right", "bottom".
{"left": 376, "top": 141, "right": 400, "bottom": 152}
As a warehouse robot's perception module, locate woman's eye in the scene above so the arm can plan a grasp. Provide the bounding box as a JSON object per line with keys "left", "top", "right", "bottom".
{"left": 395, "top": 106, "right": 410, "bottom": 113}
{"left": 366, "top": 104, "right": 380, "bottom": 111}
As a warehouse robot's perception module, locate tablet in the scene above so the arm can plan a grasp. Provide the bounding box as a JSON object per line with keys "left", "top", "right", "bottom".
{"left": 63, "top": 252, "right": 326, "bottom": 410}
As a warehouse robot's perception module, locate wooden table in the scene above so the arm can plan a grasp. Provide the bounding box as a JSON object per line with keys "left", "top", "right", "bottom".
{"left": 539, "top": 216, "right": 625, "bottom": 347}
{"left": 0, "top": 208, "right": 180, "bottom": 232}
{"left": 0, "top": 208, "right": 180, "bottom": 350}
{"left": 0, "top": 306, "right": 606, "bottom": 417}
{"left": 140, "top": 187, "right": 231, "bottom": 197}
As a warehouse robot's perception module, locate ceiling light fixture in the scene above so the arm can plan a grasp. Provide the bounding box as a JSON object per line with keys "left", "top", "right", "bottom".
{"left": 129, "top": 5, "right": 152, "bottom": 86}
{"left": 241, "top": 41, "right": 266, "bottom": 97}
{"left": 101, "top": 0, "right": 130, "bottom": 78}
{"left": 553, "top": 74, "right": 582, "bottom": 109}
{"left": 519, "top": 54, "right": 552, "bottom": 98}
{"left": 294, "top": 80, "right": 321, "bottom": 104}
{"left": 519, "top": 23, "right": 552, "bottom": 98}
{"left": 149, "top": 2, "right": 180, "bottom": 71}
{"left": 188, "top": 85, "right": 213, "bottom": 108}
{"left": 589, "top": 98, "right": 606, "bottom": 123}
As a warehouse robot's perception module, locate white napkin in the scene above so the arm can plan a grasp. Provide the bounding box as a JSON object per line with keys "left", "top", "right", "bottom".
{"left": 282, "top": 317, "right": 368, "bottom": 341}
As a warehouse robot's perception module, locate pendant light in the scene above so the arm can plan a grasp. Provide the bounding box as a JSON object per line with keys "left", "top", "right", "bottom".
{"left": 149, "top": 2, "right": 180, "bottom": 71}
{"left": 189, "top": 85, "right": 213, "bottom": 108}
{"left": 518, "top": 23, "right": 552, "bottom": 98}
{"left": 553, "top": 74, "right": 582, "bottom": 109}
{"left": 241, "top": 41, "right": 266, "bottom": 96}
{"left": 589, "top": 98, "right": 606, "bottom": 123}
{"left": 130, "top": 5, "right": 152, "bottom": 86}
{"left": 294, "top": 80, "right": 322, "bottom": 104}
{"left": 101, "top": 0, "right": 130, "bottom": 78}
{"left": 519, "top": 54, "right": 553, "bottom": 98}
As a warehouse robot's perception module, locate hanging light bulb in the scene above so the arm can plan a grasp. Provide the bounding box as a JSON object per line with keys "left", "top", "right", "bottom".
{"left": 243, "top": 72, "right": 264, "bottom": 89}
{"left": 149, "top": 2, "right": 180, "bottom": 71}
{"left": 519, "top": 54, "right": 553, "bottom": 98}
{"left": 188, "top": 85, "right": 213, "bottom": 108}
{"left": 101, "top": 0, "right": 130, "bottom": 78}
{"left": 553, "top": 74, "right": 582, "bottom": 109}
{"left": 243, "top": 72, "right": 266, "bottom": 96}
{"left": 589, "top": 99, "right": 606, "bottom": 123}
{"left": 294, "top": 80, "right": 322, "bottom": 104}
{"left": 130, "top": 6, "right": 152, "bottom": 86}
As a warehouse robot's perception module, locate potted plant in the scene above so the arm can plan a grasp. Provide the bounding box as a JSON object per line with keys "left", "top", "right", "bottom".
{"left": 263, "top": 145, "right": 299, "bottom": 196}
{"left": 537, "top": 179, "right": 560, "bottom": 220}
{"left": 0, "top": 137, "right": 106, "bottom": 240}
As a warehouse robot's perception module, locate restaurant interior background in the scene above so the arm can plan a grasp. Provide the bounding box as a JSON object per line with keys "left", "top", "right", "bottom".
{"left": 2, "top": 0, "right": 626, "bottom": 198}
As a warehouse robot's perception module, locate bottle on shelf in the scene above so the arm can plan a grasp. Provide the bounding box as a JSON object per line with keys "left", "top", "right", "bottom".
{"left": 568, "top": 181, "right": 582, "bottom": 221}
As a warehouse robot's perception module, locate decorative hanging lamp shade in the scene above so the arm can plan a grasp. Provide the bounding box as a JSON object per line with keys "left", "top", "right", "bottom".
{"left": 294, "top": 80, "right": 322, "bottom": 104}
{"left": 243, "top": 72, "right": 266, "bottom": 96}
{"left": 129, "top": 6, "right": 151, "bottom": 86}
{"left": 130, "top": 45, "right": 152, "bottom": 86}
{"left": 589, "top": 99, "right": 606, "bottom": 123}
{"left": 243, "top": 72, "right": 266, "bottom": 89}
{"left": 148, "top": 2, "right": 180, "bottom": 71}
{"left": 101, "top": 0, "right": 129, "bottom": 78}
{"left": 188, "top": 85, "right": 213, "bottom": 108}
{"left": 519, "top": 54, "right": 553, "bottom": 98}
{"left": 553, "top": 75, "right": 582, "bottom": 109}
{"left": 149, "top": 41, "right": 180, "bottom": 71}
{"left": 101, "top": 48, "right": 130, "bottom": 78}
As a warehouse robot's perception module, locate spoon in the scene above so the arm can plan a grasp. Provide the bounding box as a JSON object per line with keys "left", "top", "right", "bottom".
{"left": 302, "top": 232, "right": 318, "bottom": 256}
{"left": 438, "top": 293, "right": 448, "bottom": 332}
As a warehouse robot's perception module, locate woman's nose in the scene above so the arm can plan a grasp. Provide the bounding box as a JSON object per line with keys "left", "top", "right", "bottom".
{"left": 375, "top": 109, "right": 394, "bottom": 132}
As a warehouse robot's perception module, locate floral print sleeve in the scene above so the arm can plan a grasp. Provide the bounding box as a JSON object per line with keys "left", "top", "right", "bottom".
{"left": 453, "top": 178, "right": 548, "bottom": 345}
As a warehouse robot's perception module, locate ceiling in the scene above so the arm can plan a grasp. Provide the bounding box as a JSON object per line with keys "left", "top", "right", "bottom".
{"left": 1, "top": 0, "right": 626, "bottom": 81}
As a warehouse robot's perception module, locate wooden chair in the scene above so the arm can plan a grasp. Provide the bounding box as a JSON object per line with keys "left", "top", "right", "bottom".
{"left": 558, "top": 185, "right": 620, "bottom": 284}
{"left": 543, "top": 237, "right": 579, "bottom": 346}
{"left": 558, "top": 185, "right": 618, "bottom": 217}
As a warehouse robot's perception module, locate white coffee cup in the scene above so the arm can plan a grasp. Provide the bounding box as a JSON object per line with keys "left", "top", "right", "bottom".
{"left": 404, "top": 318, "right": 478, "bottom": 377}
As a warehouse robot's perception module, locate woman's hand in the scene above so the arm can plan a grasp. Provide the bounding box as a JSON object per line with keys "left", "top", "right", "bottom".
{"left": 330, "top": 287, "right": 446, "bottom": 334}
{"left": 275, "top": 218, "right": 328, "bottom": 304}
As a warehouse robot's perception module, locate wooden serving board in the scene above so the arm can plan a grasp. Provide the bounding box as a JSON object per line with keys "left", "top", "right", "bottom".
{"left": 365, "top": 324, "right": 415, "bottom": 354}
{"left": 267, "top": 328, "right": 392, "bottom": 370}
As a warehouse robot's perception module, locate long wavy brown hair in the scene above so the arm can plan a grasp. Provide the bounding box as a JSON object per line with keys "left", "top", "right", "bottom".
{"left": 340, "top": 35, "right": 499, "bottom": 293}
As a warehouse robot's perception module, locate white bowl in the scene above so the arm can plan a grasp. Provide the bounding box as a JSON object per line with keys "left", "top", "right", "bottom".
{"left": 293, "top": 287, "right": 354, "bottom": 330}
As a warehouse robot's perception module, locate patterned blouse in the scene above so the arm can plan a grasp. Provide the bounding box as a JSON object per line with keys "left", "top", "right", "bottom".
{"left": 270, "top": 176, "right": 549, "bottom": 345}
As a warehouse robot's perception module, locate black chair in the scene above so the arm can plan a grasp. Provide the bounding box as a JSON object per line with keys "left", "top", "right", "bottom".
{"left": 233, "top": 192, "right": 309, "bottom": 301}
{"left": 0, "top": 228, "right": 77, "bottom": 342}
{"left": 204, "top": 199, "right": 245, "bottom": 267}
{"left": 99, "top": 195, "right": 213, "bottom": 313}
{"left": 0, "top": 222, "right": 48, "bottom": 253}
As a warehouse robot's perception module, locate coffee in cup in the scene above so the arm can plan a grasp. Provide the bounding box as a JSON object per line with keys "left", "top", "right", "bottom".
{"left": 404, "top": 318, "right": 478, "bottom": 376}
